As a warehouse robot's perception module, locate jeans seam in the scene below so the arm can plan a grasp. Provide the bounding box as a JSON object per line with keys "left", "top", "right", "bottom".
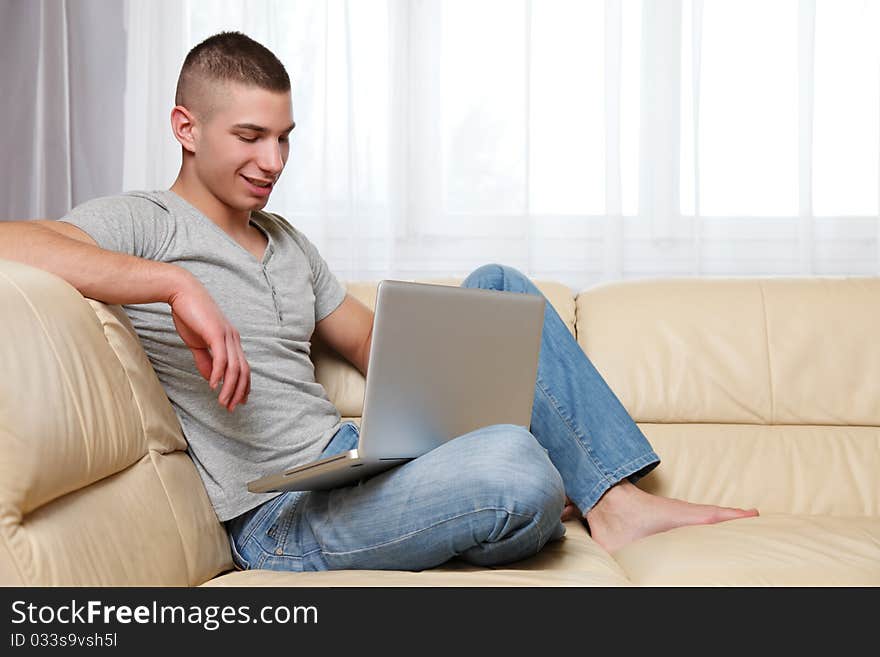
{"left": 534, "top": 511, "right": 545, "bottom": 554}
{"left": 579, "top": 452, "right": 660, "bottom": 512}
{"left": 469, "top": 267, "right": 503, "bottom": 292}
{"left": 609, "top": 452, "right": 659, "bottom": 482}
{"left": 270, "top": 493, "right": 306, "bottom": 556}
{"left": 535, "top": 374, "right": 617, "bottom": 487}
{"left": 316, "top": 507, "right": 537, "bottom": 558}
{"left": 227, "top": 532, "right": 251, "bottom": 570}
{"left": 499, "top": 266, "right": 524, "bottom": 294}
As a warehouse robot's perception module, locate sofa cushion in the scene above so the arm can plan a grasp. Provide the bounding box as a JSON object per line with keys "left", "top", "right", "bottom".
{"left": 0, "top": 260, "right": 231, "bottom": 585}
{"left": 613, "top": 515, "right": 880, "bottom": 586}
{"left": 637, "top": 423, "right": 880, "bottom": 517}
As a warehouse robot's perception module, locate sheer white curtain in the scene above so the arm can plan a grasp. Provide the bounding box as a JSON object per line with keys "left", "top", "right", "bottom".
{"left": 122, "top": 0, "right": 880, "bottom": 291}
{"left": 680, "top": 0, "right": 880, "bottom": 276}
{"left": 121, "top": 0, "right": 191, "bottom": 194}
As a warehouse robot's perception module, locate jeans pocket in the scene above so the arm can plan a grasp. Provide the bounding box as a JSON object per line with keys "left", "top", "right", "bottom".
{"left": 226, "top": 494, "right": 289, "bottom": 570}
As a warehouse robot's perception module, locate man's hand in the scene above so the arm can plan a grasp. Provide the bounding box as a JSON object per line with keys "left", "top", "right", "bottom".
{"left": 0, "top": 221, "right": 249, "bottom": 412}
{"left": 168, "top": 278, "right": 250, "bottom": 413}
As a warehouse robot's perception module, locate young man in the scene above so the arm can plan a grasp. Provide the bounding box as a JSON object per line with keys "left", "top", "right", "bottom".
{"left": 0, "top": 32, "right": 757, "bottom": 571}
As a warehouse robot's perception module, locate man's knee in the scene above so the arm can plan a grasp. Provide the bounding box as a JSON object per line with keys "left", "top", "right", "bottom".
{"left": 462, "top": 263, "right": 531, "bottom": 292}
{"left": 451, "top": 426, "right": 565, "bottom": 566}
{"left": 459, "top": 425, "right": 564, "bottom": 518}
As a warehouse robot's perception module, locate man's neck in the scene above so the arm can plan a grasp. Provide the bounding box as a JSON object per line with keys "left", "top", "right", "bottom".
{"left": 170, "top": 176, "right": 251, "bottom": 236}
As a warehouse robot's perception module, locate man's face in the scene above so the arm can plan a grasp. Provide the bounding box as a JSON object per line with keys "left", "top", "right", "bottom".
{"left": 191, "top": 82, "right": 294, "bottom": 213}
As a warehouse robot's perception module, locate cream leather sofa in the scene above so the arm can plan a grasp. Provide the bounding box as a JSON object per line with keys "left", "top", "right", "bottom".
{"left": 1, "top": 258, "right": 878, "bottom": 587}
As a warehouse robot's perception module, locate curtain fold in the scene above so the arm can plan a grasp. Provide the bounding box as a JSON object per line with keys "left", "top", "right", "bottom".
{"left": 603, "top": 0, "right": 623, "bottom": 281}
{"left": 798, "top": 0, "right": 816, "bottom": 274}
{"left": 688, "top": 0, "right": 703, "bottom": 274}
{"left": 640, "top": 0, "right": 681, "bottom": 244}
{"left": 1, "top": 0, "right": 73, "bottom": 220}
{"left": 0, "top": 0, "right": 125, "bottom": 221}
{"left": 121, "top": 0, "right": 190, "bottom": 193}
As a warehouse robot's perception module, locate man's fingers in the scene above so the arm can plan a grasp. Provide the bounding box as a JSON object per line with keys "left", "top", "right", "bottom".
{"left": 191, "top": 347, "right": 214, "bottom": 381}
{"left": 218, "top": 331, "right": 240, "bottom": 408}
{"left": 209, "top": 337, "right": 228, "bottom": 391}
{"left": 229, "top": 351, "right": 250, "bottom": 412}
{"left": 243, "top": 359, "right": 251, "bottom": 406}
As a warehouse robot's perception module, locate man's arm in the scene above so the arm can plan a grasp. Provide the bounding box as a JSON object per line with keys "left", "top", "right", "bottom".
{"left": 313, "top": 293, "right": 374, "bottom": 377}
{"left": 1, "top": 220, "right": 185, "bottom": 306}
{"left": 0, "top": 220, "right": 251, "bottom": 413}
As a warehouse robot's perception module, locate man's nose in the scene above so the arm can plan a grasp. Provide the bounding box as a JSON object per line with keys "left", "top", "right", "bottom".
{"left": 258, "top": 140, "right": 284, "bottom": 174}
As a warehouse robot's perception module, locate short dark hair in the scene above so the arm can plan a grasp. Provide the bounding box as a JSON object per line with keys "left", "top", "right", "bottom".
{"left": 175, "top": 31, "right": 290, "bottom": 114}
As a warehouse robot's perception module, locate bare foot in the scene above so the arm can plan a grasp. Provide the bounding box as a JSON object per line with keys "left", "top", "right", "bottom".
{"left": 581, "top": 481, "right": 759, "bottom": 554}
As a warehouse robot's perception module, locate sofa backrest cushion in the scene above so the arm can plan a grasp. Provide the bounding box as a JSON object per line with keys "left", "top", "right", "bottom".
{"left": 0, "top": 260, "right": 231, "bottom": 586}
{"left": 575, "top": 277, "right": 880, "bottom": 426}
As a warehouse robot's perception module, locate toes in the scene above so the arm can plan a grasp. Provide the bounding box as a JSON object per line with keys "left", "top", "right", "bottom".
{"left": 712, "top": 506, "right": 759, "bottom": 523}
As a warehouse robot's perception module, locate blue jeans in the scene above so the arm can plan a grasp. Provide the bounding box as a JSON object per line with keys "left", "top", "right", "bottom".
{"left": 226, "top": 264, "right": 660, "bottom": 572}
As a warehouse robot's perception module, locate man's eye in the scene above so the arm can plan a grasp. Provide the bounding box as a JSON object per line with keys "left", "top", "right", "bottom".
{"left": 279, "top": 136, "right": 289, "bottom": 143}
{"left": 238, "top": 136, "right": 257, "bottom": 143}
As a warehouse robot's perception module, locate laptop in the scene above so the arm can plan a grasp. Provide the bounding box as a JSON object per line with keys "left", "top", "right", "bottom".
{"left": 247, "top": 279, "right": 545, "bottom": 493}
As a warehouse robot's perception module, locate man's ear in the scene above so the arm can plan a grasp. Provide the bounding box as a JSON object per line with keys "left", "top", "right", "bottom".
{"left": 170, "top": 105, "right": 198, "bottom": 154}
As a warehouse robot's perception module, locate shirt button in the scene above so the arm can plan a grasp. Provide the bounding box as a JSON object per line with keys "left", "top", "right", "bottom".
{"left": 275, "top": 548, "right": 283, "bottom": 555}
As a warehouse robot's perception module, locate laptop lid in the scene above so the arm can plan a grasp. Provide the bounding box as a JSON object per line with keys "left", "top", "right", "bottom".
{"left": 356, "top": 280, "right": 545, "bottom": 460}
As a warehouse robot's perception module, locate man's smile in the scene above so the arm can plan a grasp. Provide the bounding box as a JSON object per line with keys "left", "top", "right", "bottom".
{"left": 241, "top": 174, "right": 274, "bottom": 188}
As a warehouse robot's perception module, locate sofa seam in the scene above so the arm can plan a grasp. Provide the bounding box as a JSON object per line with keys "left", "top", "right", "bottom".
{"left": 147, "top": 450, "right": 196, "bottom": 584}
{"left": 758, "top": 281, "right": 776, "bottom": 424}
{"left": 0, "top": 522, "right": 31, "bottom": 585}
{"left": 94, "top": 306, "right": 156, "bottom": 453}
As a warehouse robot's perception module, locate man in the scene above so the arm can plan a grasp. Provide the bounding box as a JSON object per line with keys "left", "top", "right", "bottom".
{"left": 0, "top": 32, "right": 757, "bottom": 571}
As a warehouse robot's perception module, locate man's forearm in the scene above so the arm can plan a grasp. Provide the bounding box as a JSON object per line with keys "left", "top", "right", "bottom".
{"left": 358, "top": 324, "right": 373, "bottom": 377}
{"left": 0, "top": 221, "right": 192, "bottom": 305}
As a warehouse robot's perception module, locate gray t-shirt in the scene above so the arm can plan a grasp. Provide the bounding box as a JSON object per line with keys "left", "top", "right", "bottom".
{"left": 59, "top": 189, "right": 347, "bottom": 521}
